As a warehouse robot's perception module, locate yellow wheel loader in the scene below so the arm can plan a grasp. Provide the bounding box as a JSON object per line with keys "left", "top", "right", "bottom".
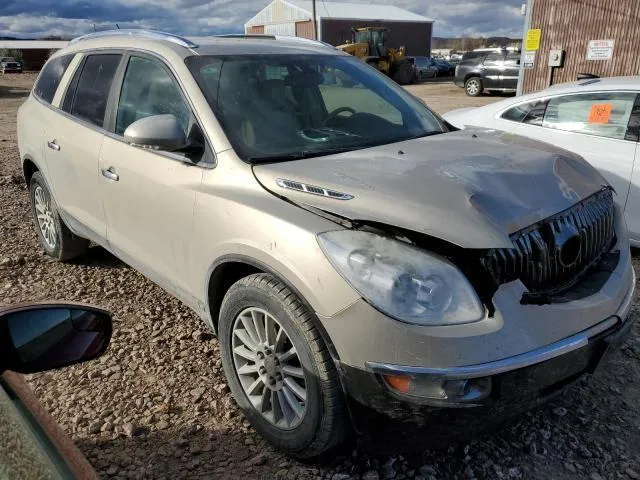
{"left": 336, "top": 27, "right": 414, "bottom": 85}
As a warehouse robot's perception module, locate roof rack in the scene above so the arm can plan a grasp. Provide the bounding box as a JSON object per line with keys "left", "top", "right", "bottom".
{"left": 214, "top": 34, "right": 334, "bottom": 48}
{"left": 70, "top": 29, "right": 198, "bottom": 48}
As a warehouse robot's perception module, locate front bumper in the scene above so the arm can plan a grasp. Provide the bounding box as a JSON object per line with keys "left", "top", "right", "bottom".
{"left": 454, "top": 78, "right": 465, "bottom": 88}
{"left": 340, "top": 280, "right": 635, "bottom": 447}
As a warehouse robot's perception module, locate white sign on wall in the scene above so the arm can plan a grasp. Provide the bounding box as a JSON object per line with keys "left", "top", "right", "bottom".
{"left": 523, "top": 51, "right": 536, "bottom": 69}
{"left": 586, "top": 39, "right": 615, "bottom": 60}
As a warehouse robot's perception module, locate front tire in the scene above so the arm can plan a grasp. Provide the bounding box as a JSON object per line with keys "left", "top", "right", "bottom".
{"left": 219, "top": 273, "right": 346, "bottom": 458}
{"left": 29, "top": 171, "right": 89, "bottom": 261}
{"left": 465, "top": 77, "right": 483, "bottom": 96}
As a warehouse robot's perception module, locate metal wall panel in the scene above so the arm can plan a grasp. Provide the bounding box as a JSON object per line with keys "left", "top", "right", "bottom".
{"left": 265, "top": 22, "right": 297, "bottom": 36}
{"left": 246, "top": 25, "right": 265, "bottom": 34}
{"left": 295, "top": 21, "right": 315, "bottom": 39}
{"left": 246, "top": 0, "right": 310, "bottom": 26}
{"left": 523, "top": 0, "right": 640, "bottom": 93}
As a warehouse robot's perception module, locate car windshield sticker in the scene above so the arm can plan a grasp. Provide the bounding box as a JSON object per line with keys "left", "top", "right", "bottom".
{"left": 588, "top": 103, "right": 613, "bottom": 124}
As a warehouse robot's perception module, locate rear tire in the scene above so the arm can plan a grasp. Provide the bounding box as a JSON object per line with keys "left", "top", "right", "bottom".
{"left": 29, "top": 171, "right": 89, "bottom": 261}
{"left": 392, "top": 62, "right": 414, "bottom": 85}
{"left": 218, "top": 273, "right": 347, "bottom": 458}
{"left": 465, "top": 77, "right": 483, "bottom": 97}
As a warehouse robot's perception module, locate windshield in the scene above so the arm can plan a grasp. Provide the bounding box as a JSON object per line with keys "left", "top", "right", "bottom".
{"left": 185, "top": 54, "right": 446, "bottom": 162}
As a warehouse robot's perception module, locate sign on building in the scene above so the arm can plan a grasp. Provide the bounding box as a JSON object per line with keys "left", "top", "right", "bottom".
{"left": 525, "top": 29, "right": 541, "bottom": 51}
{"left": 586, "top": 39, "right": 615, "bottom": 60}
{"left": 523, "top": 51, "right": 536, "bottom": 69}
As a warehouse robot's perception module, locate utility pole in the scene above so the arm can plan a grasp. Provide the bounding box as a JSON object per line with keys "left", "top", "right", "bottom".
{"left": 312, "top": 0, "right": 318, "bottom": 40}
{"left": 516, "top": 0, "right": 533, "bottom": 96}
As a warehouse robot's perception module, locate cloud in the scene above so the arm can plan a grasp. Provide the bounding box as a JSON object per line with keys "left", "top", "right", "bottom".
{"left": 0, "top": 0, "right": 525, "bottom": 39}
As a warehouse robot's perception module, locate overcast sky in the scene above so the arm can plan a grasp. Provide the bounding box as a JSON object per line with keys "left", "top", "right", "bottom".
{"left": 0, "top": 0, "right": 525, "bottom": 39}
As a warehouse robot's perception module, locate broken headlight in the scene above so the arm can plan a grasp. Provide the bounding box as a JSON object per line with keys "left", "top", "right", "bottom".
{"left": 317, "top": 230, "right": 485, "bottom": 326}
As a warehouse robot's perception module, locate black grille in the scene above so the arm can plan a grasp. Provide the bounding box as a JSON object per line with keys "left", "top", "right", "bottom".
{"left": 482, "top": 189, "right": 616, "bottom": 295}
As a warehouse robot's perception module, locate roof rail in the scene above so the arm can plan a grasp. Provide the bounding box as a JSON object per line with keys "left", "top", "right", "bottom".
{"left": 273, "top": 35, "right": 336, "bottom": 49}
{"left": 215, "top": 34, "right": 334, "bottom": 49}
{"left": 215, "top": 34, "right": 276, "bottom": 39}
{"left": 70, "top": 29, "right": 198, "bottom": 48}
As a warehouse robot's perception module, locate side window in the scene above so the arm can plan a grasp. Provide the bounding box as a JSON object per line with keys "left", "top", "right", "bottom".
{"left": 502, "top": 99, "right": 548, "bottom": 126}
{"left": 115, "top": 56, "right": 190, "bottom": 136}
{"left": 504, "top": 52, "right": 520, "bottom": 66}
{"left": 625, "top": 95, "right": 640, "bottom": 142}
{"left": 543, "top": 92, "right": 637, "bottom": 140}
{"left": 483, "top": 52, "right": 505, "bottom": 66}
{"left": 33, "top": 54, "right": 73, "bottom": 103}
{"left": 69, "top": 54, "right": 122, "bottom": 127}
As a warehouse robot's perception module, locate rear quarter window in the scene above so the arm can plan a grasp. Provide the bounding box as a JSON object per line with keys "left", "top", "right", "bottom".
{"left": 68, "top": 54, "right": 122, "bottom": 127}
{"left": 33, "top": 54, "right": 73, "bottom": 104}
{"left": 502, "top": 99, "right": 549, "bottom": 126}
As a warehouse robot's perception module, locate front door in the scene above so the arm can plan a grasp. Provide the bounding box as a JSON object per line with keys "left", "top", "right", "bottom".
{"left": 99, "top": 54, "right": 206, "bottom": 295}
{"left": 626, "top": 142, "right": 640, "bottom": 242}
{"left": 44, "top": 53, "right": 123, "bottom": 239}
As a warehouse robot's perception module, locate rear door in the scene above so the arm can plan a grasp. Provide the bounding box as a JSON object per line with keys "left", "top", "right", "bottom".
{"left": 511, "top": 91, "right": 637, "bottom": 223}
{"left": 481, "top": 52, "right": 505, "bottom": 89}
{"left": 45, "top": 53, "right": 123, "bottom": 240}
{"left": 501, "top": 52, "right": 520, "bottom": 90}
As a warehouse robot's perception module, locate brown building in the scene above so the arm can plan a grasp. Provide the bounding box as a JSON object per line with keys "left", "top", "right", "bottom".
{"left": 521, "top": 0, "right": 640, "bottom": 93}
{"left": 245, "top": 0, "right": 434, "bottom": 56}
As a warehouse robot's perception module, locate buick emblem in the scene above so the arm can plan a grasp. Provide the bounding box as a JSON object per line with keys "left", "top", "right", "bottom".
{"left": 554, "top": 222, "right": 582, "bottom": 268}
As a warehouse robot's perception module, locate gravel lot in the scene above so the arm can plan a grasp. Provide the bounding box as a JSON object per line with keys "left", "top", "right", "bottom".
{"left": 1, "top": 73, "right": 640, "bottom": 480}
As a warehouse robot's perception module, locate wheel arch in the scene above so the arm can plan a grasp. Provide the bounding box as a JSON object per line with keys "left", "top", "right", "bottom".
{"left": 464, "top": 72, "right": 482, "bottom": 83}
{"left": 206, "top": 254, "right": 342, "bottom": 364}
{"left": 22, "top": 155, "right": 40, "bottom": 187}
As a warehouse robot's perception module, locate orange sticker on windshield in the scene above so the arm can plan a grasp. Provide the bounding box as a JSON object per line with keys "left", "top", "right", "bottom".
{"left": 588, "top": 103, "right": 613, "bottom": 124}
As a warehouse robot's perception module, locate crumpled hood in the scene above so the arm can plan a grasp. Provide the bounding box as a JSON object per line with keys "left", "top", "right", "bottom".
{"left": 253, "top": 129, "right": 610, "bottom": 248}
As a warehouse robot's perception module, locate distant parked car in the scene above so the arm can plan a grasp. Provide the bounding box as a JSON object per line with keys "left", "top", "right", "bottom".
{"left": 444, "top": 76, "right": 640, "bottom": 244}
{"left": 0, "top": 302, "right": 112, "bottom": 479}
{"left": 410, "top": 56, "right": 438, "bottom": 80}
{"left": 1, "top": 57, "right": 23, "bottom": 73}
{"left": 454, "top": 49, "right": 520, "bottom": 96}
{"left": 433, "top": 58, "right": 455, "bottom": 76}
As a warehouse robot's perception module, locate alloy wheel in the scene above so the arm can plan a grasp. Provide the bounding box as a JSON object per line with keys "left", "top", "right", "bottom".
{"left": 466, "top": 79, "right": 480, "bottom": 96}
{"left": 231, "top": 307, "right": 307, "bottom": 430}
{"left": 34, "top": 185, "right": 56, "bottom": 249}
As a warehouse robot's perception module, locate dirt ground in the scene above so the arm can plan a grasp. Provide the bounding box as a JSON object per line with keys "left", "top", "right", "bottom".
{"left": 1, "top": 73, "right": 639, "bottom": 480}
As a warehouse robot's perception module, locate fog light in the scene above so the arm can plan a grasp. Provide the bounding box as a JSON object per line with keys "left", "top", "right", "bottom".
{"left": 443, "top": 379, "right": 471, "bottom": 398}
{"left": 381, "top": 372, "right": 492, "bottom": 404}
{"left": 443, "top": 377, "right": 491, "bottom": 402}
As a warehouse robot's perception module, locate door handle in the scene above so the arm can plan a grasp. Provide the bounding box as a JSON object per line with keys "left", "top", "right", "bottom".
{"left": 47, "top": 140, "right": 60, "bottom": 151}
{"left": 101, "top": 167, "right": 119, "bottom": 182}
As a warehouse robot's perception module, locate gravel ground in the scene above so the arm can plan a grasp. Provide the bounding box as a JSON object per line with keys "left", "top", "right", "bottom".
{"left": 1, "top": 74, "right": 640, "bottom": 480}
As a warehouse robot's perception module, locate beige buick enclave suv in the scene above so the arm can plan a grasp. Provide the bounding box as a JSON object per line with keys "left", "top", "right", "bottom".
{"left": 17, "top": 30, "right": 635, "bottom": 457}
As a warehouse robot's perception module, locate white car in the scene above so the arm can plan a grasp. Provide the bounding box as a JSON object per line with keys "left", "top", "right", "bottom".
{"left": 444, "top": 76, "right": 640, "bottom": 245}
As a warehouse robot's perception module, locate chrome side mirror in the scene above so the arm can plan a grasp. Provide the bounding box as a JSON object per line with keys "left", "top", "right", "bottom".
{"left": 123, "top": 114, "right": 186, "bottom": 151}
